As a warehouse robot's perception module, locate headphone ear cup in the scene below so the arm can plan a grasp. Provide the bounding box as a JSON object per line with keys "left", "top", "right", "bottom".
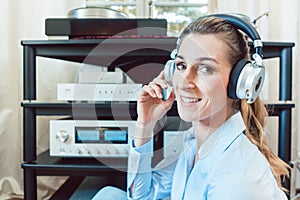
{"left": 164, "top": 60, "right": 176, "bottom": 86}
{"left": 228, "top": 59, "right": 265, "bottom": 103}
{"left": 228, "top": 59, "right": 250, "bottom": 100}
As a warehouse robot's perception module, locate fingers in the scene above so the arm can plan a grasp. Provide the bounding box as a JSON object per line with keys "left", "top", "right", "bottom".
{"left": 154, "top": 70, "right": 168, "bottom": 86}
{"left": 143, "top": 84, "right": 163, "bottom": 99}
{"left": 166, "top": 89, "right": 176, "bottom": 102}
{"left": 153, "top": 77, "right": 168, "bottom": 88}
{"left": 157, "top": 70, "right": 165, "bottom": 79}
{"left": 139, "top": 70, "right": 171, "bottom": 100}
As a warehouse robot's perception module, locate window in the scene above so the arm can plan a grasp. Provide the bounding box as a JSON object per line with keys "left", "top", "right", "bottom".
{"left": 85, "top": 0, "right": 209, "bottom": 36}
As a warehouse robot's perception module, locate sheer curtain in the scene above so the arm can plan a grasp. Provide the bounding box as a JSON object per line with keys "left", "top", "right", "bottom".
{"left": 0, "top": 0, "right": 84, "bottom": 199}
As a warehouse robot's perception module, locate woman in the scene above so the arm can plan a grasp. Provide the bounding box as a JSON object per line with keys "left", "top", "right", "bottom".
{"left": 92, "top": 15, "right": 290, "bottom": 200}
{"left": 127, "top": 16, "right": 289, "bottom": 200}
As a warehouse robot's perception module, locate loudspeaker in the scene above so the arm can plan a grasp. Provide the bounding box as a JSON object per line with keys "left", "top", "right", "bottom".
{"left": 163, "top": 14, "right": 265, "bottom": 104}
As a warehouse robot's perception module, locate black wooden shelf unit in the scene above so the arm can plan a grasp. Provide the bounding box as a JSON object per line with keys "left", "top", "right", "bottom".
{"left": 21, "top": 38, "right": 294, "bottom": 199}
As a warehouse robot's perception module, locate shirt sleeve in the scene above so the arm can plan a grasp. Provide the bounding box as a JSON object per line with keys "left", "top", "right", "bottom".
{"left": 127, "top": 138, "right": 177, "bottom": 200}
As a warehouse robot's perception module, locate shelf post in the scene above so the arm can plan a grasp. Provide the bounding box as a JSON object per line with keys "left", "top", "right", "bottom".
{"left": 279, "top": 47, "right": 292, "bottom": 101}
{"left": 23, "top": 45, "right": 36, "bottom": 100}
{"left": 279, "top": 46, "right": 293, "bottom": 197}
{"left": 24, "top": 169, "right": 37, "bottom": 200}
{"left": 23, "top": 107, "right": 36, "bottom": 162}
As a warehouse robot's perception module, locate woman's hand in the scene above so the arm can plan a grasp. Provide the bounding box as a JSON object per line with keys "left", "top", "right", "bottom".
{"left": 133, "top": 71, "right": 175, "bottom": 147}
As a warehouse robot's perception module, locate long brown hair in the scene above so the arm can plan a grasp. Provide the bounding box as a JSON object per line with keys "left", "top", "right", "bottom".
{"left": 179, "top": 16, "right": 289, "bottom": 190}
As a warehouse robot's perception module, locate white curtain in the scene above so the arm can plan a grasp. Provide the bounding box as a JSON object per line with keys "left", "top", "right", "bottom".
{"left": 0, "top": 0, "right": 299, "bottom": 199}
{"left": 0, "top": 0, "right": 85, "bottom": 199}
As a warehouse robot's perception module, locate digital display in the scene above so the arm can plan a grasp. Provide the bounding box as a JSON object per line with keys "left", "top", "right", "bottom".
{"left": 75, "top": 129, "right": 100, "bottom": 143}
{"left": 104, "top": 130, "right": 127, "bottom": 143}
{"left": 75, "top": 126, "right": 128, "bottom": 144}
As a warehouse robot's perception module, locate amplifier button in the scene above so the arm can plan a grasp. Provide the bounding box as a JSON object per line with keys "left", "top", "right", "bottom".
{"left": 56, "top": 130, "right": 69, "bottom": 143}
{"left": 122, "top": 149, "right": 128, "bottom": 155}
{"left": 76, "top": 149, "right": 82, "bottom": 154}
{"left": 64, "top": 89, "right": 71, "bottom": 95}
{"left": 113, "top": 149, "right": 119, "bottom": 155}
{"left": 95, "top": 149, "right": 101, "bottom": 155}
{"left": 104, "top": 149, "right": 109, "bottom": 154}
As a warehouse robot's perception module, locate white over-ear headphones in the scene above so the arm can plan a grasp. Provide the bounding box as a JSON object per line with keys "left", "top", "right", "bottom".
{"left": 164, "top": 14, "right": 265, "bottom": 104}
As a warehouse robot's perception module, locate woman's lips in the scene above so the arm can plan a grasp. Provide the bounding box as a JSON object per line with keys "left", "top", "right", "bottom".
{"left": 180, "top": 96, "right": 202, "bottom": 103}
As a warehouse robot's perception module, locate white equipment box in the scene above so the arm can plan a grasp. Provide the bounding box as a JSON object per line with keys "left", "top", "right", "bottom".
{"left": 57, "top": 83, "right": 142, "bottom": 101}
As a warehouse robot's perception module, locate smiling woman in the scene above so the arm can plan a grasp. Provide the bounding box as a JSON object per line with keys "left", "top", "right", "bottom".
{"left": 91, "top": 12, "right": 292, "bottom": 200}
{"left": 122, "top": 14, "right": 289, "bottom": 200}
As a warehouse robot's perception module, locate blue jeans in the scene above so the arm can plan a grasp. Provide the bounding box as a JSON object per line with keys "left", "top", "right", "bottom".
{"left": 92, "top": 186, "right": 127, "bottom": 200}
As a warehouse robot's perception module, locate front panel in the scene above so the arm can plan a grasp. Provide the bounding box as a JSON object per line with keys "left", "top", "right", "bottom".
{"left": 50, "top": 120, "right": 135, "bottom": 158}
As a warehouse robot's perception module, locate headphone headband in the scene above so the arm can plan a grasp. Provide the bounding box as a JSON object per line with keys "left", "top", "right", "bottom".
{"left": 175, "top": 14, "right": 263, "bottom": 58}
{"left": 206, "top": 14, "right": 263, "bottom": 58}
{"left": 209, "top": 14, "right": 261, "bottom": 41}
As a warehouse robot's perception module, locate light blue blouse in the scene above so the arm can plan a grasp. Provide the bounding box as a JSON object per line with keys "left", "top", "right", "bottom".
{"left": 127, "top": 112, "right": 288, "bottom": 200}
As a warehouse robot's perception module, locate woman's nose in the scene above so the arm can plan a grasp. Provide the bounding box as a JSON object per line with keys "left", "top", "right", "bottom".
{"left": 178, "top": 66, "right": 196, "bottom": 89}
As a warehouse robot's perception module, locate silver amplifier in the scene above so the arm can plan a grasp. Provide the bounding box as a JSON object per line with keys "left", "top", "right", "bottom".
{"left": 50, "top": 120, "right": 136, "bottom": 158}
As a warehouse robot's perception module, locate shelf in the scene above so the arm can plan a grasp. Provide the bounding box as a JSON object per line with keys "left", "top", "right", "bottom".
{"left": 20, "top": 39, "right": 295, "bottom": 61}
{"left": 264, "top": 101, "right": 295, "bottom": 116}
{"left": 21, "top": 101, "right": 139, "bottom": 120}
{"left": 21, "top": 38, "right": 178, "bottom": 64}
{"left": 21, "top": 150, "right": 127, "bottom": 176}
{"left": 248, "top": 41, "right": 295, "bottom": 59}
{"left": 21, "top": 100, "right": 294, "bottom": 117}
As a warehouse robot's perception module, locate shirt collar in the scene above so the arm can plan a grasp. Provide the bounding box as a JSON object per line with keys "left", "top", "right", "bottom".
{"left": 197, "top": 111, "right": 246, "bottom": 160}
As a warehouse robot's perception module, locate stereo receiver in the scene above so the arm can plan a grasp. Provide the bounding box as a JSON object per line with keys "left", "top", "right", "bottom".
{"left": 50, "top": 120, "right": 136, "bottom": 158}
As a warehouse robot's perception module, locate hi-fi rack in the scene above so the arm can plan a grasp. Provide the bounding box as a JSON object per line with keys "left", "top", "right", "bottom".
{"left": 21, "top": 38, "right": 294, "bottom": 199}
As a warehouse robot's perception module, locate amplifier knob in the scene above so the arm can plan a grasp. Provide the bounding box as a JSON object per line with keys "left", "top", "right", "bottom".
{"left": 56, "top": 130, "right": 69, "bottom": 143}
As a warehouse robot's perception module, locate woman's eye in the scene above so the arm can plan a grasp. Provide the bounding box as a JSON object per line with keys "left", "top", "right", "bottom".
{"left": 176, "top": 63, "right": 186, "bottom": 71}
{"left": 197, "top": 65, "right": 214, "bottom": 74}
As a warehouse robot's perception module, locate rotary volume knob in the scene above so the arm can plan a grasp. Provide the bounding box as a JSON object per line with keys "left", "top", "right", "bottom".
{"left": 56, "top": 130, "right": 69, "bottom": 143}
